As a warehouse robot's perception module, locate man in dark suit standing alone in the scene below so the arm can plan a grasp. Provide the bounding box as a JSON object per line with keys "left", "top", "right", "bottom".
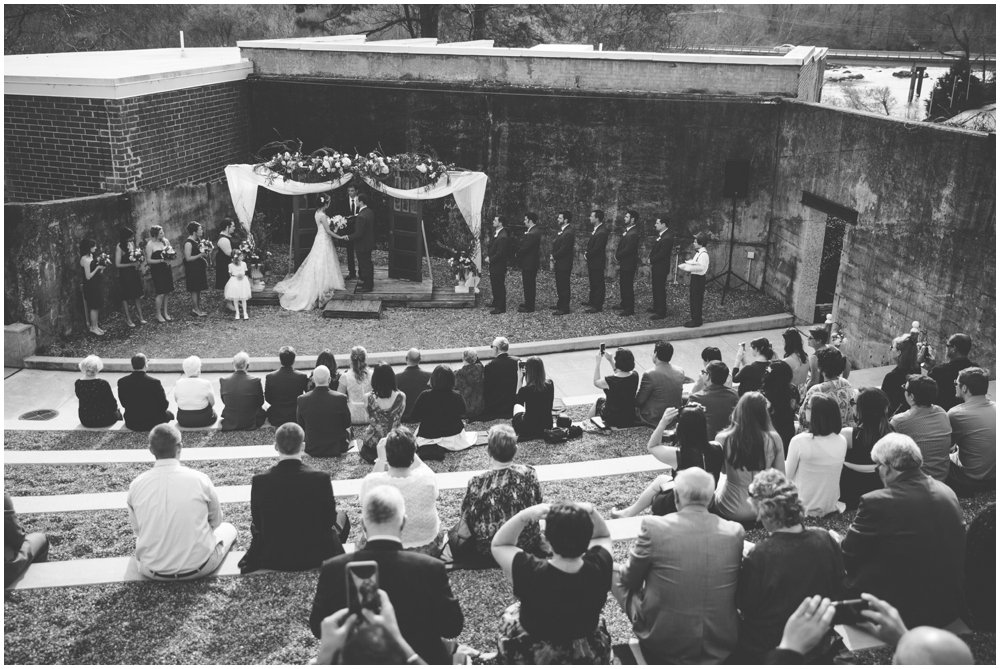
{"left": 264, "top": 346, "right": 308, "bottom": 427}
{"left": 239, "top": 422, "right": 347, "bottom": 573}
{"left": 338, "top": 192, "right": 375, "bottom": 291}
{"left": 549, "top": 210, "right": 575, "bottom": 315}
{"left": 296, "top": 365, "right": 352, "bottom": 457}
{"left": 648, "top": 216, "right": 674, "bottom": 321}
{"left": 118, "top": 353, "right": 174, "bottom": 431}
{"left": 615, "top": 209, "right": 641, "bottom": 316}
{"left": 516, "top": 212, "right": 541, "bottom": 313}
{"left": 487, "top": 215, "right": 513, "bottom": 315}
{"left": 583, "top": 209, "right": 610, "bottom": 313}
{"left": 219, "top": 351, "right": 266, "bottom": 431}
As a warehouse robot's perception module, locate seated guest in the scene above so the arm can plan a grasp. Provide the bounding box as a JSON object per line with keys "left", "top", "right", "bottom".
{"left": 881, "top": 328, "right": 921, "bottom": 416}
{"left": 787, "top": 395, "right": 847, "bottom": 517}
{"left": 359, "top": 427, "right": 445, "bottom": 556}
{"left": 842, "top": 433, "right": 966, "bottom": 627}
{"left": 894, "top": 627, "right": 975, "bottom": 665}
{"left": 946, "top": 367, "right": 996, "bottom": 494}
{"left": 338, "top": 345, "right": 372, "bottom": 425}
{"left": 449, "top": 424, "right": 545, "bottom": 568}
{"left": 492, "top": 502, "right": 614, "bottom": 664}
{"left": 890, "top": 375, "right": 951, "bottom": 481}
{"left": 395, "top": 348, "right": 431, "bottom": 422}
{"left": 358, "top": 362, "right": 406, "bottom": 464}
{"left": 762, "top": 360, "right": 801, "bottom": 453}
{"left": 127, "top": 424, "right": 237, "bottom": 580}
{"left": 454, "top": 348, "right": 485, "bottom": 419}
{"left": 690, "top": 346, "right": 729, "bottom": 394}
{"left": 690, "top": 360, "right": 739, "bottom": 439}
{"left": 588, "top": 347, "right": 639, "bottom": 427}
{"left": 735, "top": 470, "right": 845, "bottom": 663}
{"left": 613, "top": 468, "right": 744, "bottom": 663}
{"left": 483, "top": 336, "right": 519, "bottom": 419}
{"left": 219, "top": 350, "right": 266, "bottom": 431}
{"left": 239, "top": 423, "right": 346, "bottom": 573}
{"left": 782, "top": 327, "right": 810, "bottom": 390}
{"left": 410, "top": 366, "right": 475, "bottom": 452}
{"left": 799, "top": 347, "right": 857, "bottom": 430}
{"left": 929, "top": 332, "right": 977, "bottom": 412}
{"left": 296, "top": 365, "right": 352, "bottom": 458}
{"left": 173, "top": 355, "right": 217, "bottom": 428}
{"left": 840, "top": 387, "right": 892, "bottom": 509}
{"left": 4, "top": 493, "right": 49, "bottom": 588}
{"left": 612, "top": 402, "right": 724, "bottom": 518}
{"left": 964, "top": 503, "right": 995, "bottom": 631}
{"left": 805, "top": 325, "right": 851, "bottom": 390}
{"left": 307, "top": 349, "right": 338, "bottom": 392}
{"left": 732, "top": 337, "right": 775, "bottom": 396}
{"left": 309, "top": 485, "right": 464, "bottom": 665}
{"left": 512, "top": 356, "right": 554, "bottom": 441}
{"left": 265, "top": 346, "right": 308, "bottom": 427}
{"left": 714, "top": 392, "right": 786, "bottom": 523}
{"left": 635, "top": 340, "right": 687, "bottom": 426}
{"left": 118, "top": 353, "right": 174, "bottom": 431}
{"left": 314, "top": 589, "right": 425, "bottom": 665}
{"left": 75, "top": 354, "right": 121, "bottom": 427}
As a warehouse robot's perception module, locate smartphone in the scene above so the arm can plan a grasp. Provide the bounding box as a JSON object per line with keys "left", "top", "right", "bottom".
{"left": 831, "top": 598, "right": 869, "bottom": 626}
{"left": 518, "top": 359, "right": 526, "bottom": 370}
{"left": 590, "top": 416, "right": 607, "bottom": 430}
{"left": 345, "top": 560, "right": 381, "bottom": 614}
{"left": 599, "top": 343, "right": 606, "bottom": 355}
{"left": 740, "top": 342, "right": 746, "bottom": 350}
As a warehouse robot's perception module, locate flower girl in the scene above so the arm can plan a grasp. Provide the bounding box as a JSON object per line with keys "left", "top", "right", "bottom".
{"left": 224, "top": 249, "right": 251, "bottom": 320}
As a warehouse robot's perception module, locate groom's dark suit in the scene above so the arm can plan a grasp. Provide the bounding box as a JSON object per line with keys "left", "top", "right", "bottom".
{"left": 334, "top": 192, "right": 360, "bottom": 278}
{"left": 346, "top": 205, "right": 376, "bottom": 290}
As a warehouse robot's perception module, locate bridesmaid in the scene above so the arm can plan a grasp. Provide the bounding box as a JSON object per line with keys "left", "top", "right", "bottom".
{"left": 215, "top": 218, "right": 236, "bottom": 312}
{"left": 146, "top": 225, "right": 175, "bottom": 323}
{"left": 183, "top": 221, "right": 209, "bottom": 317}
{"left": 79, "top": 238, "right": 106, "bottom": 336}
{"left": 114, "top": 227, "right": 146, "bottom": 328}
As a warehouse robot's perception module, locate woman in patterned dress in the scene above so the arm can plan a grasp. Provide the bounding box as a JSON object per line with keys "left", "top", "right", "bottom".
{"left": 359, "top": 363, "right": 406, "bottom": 464}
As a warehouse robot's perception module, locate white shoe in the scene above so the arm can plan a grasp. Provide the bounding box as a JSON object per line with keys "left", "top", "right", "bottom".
{"left": 243, "top": 313, "right": 249, "bottom": 320}
{"left": 234, "top": 314, "right": 240, "bottom": 320}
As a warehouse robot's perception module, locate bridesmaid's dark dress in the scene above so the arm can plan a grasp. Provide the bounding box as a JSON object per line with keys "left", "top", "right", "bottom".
{"left": 149, "top": 249, "right": 174, "bottom": 295}
{"left": 184, "top": 238, "right": 208, "bottom": 293}
{"left": 117, "top": 244, "right": 143, "bottom": 301}
{"left": 215, "top": 233, "right": 232, "bottom": 289}
{"left": 75, "top": 378, "right": 122, "bottom": 427}
{"left": 82, "top": 256, "right": 104, "bottom": 309}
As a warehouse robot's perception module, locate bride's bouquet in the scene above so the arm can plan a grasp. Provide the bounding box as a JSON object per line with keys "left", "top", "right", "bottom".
{"left": 329, "top": 215, "right": 348, "bottom": 235}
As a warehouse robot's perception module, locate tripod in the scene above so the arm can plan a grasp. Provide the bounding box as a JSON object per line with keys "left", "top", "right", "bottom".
{"left": 707, "top": 194, "right": 759, "bottom": 304}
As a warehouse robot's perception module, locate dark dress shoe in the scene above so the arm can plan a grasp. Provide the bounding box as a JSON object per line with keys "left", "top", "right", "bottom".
{"left": 517, "top": 305, "right": 534, "bottom": 313}
{"left": 619, "top": 310, "right": 635, "bottom": 317}
{"left": 683, "top": 320, "right": 703, "bottom": 328}
{"left": 584, "top": 307, "right": 602, "bottom": 313}
{"left": 490, "top": 308, "right": 506, "bottom": 315}
{"left": 579, "top": 300, "right": 592, "bottom": 307}
{"left": 649, "top": 314, "right": 667, "bottom": 321}
{"left": 610, "top": 303, "right": 622, "bottom": 310}
{"left": 553, "top": 309, "right": 569, "bottom": 316}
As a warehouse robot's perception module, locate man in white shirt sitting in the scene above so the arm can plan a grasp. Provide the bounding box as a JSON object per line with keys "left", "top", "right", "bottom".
{"left": 127, "top": 423, "right": 237, "bottom": 580}
{"left": 678, "top": 233, "right": 710, "bottom": 328}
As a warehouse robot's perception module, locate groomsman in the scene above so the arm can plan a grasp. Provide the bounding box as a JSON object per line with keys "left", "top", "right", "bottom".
{"left": 516, "top": 212, "right": 542, "bottom": 313}
{"left": 487, "top": 215, "right": 513, "bottom": 314}
{"left": 549, "top": 211, "right": 575, "bottom": 315}
{"left": 583, "top": 209, "right": 610, "bottom": 313}
{"left": 679, "top": 232, "right": 711, "bottom": 327}
{"left": 615, "top": 210, "right": 641, "bottom": 317}
{"left": 337, "top": 184, "right": 360, "bottom": 280}
{"left": 648, "top": 215, "right": 674, "bottom": 321}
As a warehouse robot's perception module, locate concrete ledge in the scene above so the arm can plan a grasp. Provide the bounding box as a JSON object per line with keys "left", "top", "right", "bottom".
{"left": 4, "top": 323, "right": 36, "bottom": 368}
{"left": 23, "top": 313, "right": 794, "bottom": 373}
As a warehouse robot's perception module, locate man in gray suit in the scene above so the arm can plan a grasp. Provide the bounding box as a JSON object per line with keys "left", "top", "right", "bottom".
{"left": 613, "top": 468, "right": 744, "bottom": 663}
{"left": 219, "top": 351, "right": 266, "bottom": 431}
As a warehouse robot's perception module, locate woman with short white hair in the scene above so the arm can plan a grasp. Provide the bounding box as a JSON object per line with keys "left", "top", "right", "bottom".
{"left": 75, "top": 354, "right": 121, "bottom": 427}
{"left": 174, "top": 355, "right": 217, "bottom": 427}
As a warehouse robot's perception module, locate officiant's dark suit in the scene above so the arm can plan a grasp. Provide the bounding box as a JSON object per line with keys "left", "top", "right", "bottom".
{"left": 515, "top": 213, "right": 542, "bottom": 313}
{"left": 297, "top": 385, "right": 352, "bottom": 457}
{"left": 487, "top": 217, "right": 514, "bottom": 314}
{"left": 334, "top": 186, "right": 360, "bottom": 280}
{"left": 345, "top": 193, "right": 376, "bottom": 291}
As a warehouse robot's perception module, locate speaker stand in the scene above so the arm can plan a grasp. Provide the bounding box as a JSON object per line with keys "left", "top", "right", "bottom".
{"left": 706, "top": 195, "right": 759, "bottom": 304}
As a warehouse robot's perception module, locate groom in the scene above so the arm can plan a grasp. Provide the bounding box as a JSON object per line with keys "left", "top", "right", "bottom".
{"left": 337, "top": 192, "right": 375, "bottom": 292}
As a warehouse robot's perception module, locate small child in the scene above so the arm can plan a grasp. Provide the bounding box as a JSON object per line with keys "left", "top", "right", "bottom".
{"left": 224, "top": 249, "right": 251, "bottom": 320}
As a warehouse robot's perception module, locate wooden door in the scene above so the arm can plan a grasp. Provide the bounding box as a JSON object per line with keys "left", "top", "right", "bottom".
{"left": 389, "top": 176, "right": 424, "bottom": 281}
{"left": 291, "top": 194, "right": 317, "bottom": 270}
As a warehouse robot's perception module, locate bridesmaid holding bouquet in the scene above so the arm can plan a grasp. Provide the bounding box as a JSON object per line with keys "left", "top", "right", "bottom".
{"left": 80, "top": 238, "right": 107, "bottom": 336}
{"left": 114, "top": 227, "right": 146, "bottom": 328}
{"left": 146, "top": 225, "right": 175, "bottom": 323}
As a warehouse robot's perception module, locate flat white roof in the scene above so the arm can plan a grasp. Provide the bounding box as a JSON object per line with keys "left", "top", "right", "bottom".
{"left": 4, "top": 47, "right": 252, "bottom": 99}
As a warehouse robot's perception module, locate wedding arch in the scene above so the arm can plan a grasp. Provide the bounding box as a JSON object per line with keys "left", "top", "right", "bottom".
{"left": 224, "top": 163, "right": 489, "bottom": 270}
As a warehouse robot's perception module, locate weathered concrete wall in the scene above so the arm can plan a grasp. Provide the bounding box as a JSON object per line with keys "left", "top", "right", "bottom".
{"left": 248, "top": 79, "right": 780, "bottom": 283}
{"left": 4, "top": 182, "right": 234, "bottom": 345}
{"left": 765, "top": 102, "right": 996, "bottom": 372}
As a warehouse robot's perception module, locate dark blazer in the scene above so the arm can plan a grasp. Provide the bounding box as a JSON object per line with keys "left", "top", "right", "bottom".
{"left": 488, "top": 228, "right": 514, "bottom": 273}
{"left": 585, "top": 222, "right": 611, "bottom": 268}
{"left": 929, "top": 357, "right": 976, "bottom": 411}
{"left": 550, "top": 225, "right": 575, "bottom": 271}
{"left": 242, "top": 458, "right": 344, "bottom": 572}
{"left": 649, "top": 231, "right": 674, "bottom": 267}
{"left": 346, "top": 206, "right": 376, "bottom": 252}
{"left": 265, "top": 366, "right": 308, "bottom": 427}
{"left": 483, "top": 352, "right": 520, "bottom": 419}
{"left": 220, "top": 370, "right": 267, "bottom": 431}
{"left": 842, "top": 469, "right": 967, "bottom": 627}
{"left": 516, "top": 226, "right": 542, "bottom": 272}
{"left": 117, "top": 371, "right": 171, "bottom": 431}
{"left": 396, "top": 366, "right": 431, "bottom": 422}
{"left": 616, "top": 225, "right": 641, "bottom": 270}
{"left": 310, "top": 539, "right": 464, "bottom": 665}
{"left": 296, "top": 386, "right": 352, "bottom": 457}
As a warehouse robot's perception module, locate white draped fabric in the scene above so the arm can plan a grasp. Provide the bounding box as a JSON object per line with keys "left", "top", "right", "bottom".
{"left": 223, "top": 164, "right": 488, "bottom": 270}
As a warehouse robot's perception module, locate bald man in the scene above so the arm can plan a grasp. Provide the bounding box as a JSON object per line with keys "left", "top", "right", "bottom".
{"left": 894, "top": 627, "right": 973, "bottom": 665}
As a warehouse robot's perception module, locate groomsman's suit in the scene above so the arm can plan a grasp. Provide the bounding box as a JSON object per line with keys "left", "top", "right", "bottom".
{"left": 516, "top": 218, "right": 542, "bottom": 312}
{"left": 488, "top": 223, "right": 514, "bottom": 314}
{"left": 584, "top": 215, "right": 611, "bottom": 312}
{"left": 649, "top": 225, "right": 674, "bottom": 319}
{"left": 549, "top": 216, "right": 575, "bottom": 314}
{"left": 615, "top": 217, "right": 641, "bottom": 316}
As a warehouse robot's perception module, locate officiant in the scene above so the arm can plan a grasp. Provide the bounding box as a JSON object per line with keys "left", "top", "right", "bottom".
{"left": 334, "top": 184, "right": 360, "bottom": 281}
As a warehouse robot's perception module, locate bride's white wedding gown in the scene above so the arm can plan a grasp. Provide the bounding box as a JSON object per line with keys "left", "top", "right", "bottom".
{"left": 274, "top": 211, "right": 346, "bottom": 311}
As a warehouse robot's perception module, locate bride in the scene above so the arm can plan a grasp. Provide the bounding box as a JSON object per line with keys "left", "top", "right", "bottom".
{"left": 274, "top": 194, "right": 346, "bottom": 310}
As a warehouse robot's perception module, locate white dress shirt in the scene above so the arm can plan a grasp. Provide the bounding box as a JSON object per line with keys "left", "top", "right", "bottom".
{"left": 173, "top": 377, "right": 215, "bottom": 411}
{"left": 679, "top": 247, "right": 710, "bottom": 276}
{"left": 127, "top": 459, "right": 223, "bottom": 573}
